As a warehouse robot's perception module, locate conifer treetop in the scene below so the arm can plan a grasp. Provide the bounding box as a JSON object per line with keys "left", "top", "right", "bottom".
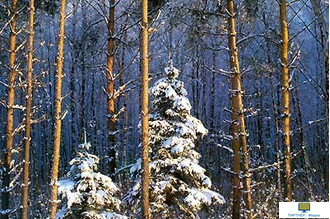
{"left": 56, "top": 142, "right": 126, "bottom": 219}
{"left": 164, "top": 60, "right": 180, "bottom": 80}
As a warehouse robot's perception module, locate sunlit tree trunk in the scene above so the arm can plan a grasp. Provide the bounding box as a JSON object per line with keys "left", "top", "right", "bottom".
{"left": 22, "top": 0, "right": 35, "bottom": 218}
{"left": 227, "top": 0, "right": 253, "bottom": 218}
{"left": 279, "top": 0, "right": 292, "bottom": 201}
{"left": 1, "top": 1, "right": 18, "bottom": 218}
{"left": 107, "top": 0, "right": 117, "bottom": 176}
{"left": 141, "top": 0, "right": 150, "bottom": 217}
{"left": 49, "top": 0, "right": 66, "bottom": 217}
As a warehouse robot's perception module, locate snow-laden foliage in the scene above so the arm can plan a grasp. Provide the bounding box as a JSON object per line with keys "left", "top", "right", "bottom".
{"left": 124, "top": 62, "right": 225, "bottom": 218}
{"left": 56, "top": 142, "right": 126, "bottom": 219}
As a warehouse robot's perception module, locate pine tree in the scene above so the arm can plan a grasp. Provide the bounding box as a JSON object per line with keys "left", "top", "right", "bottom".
{"left": 50, "top": 0, "right": 67, "bottom": 217}
{"left": 107, "top": 0, "right": 117, "bottom": 176}
{"left": 124, "top": 63, "right": 225, "bottom": 218}
{"left": 140, "top": 0, "right": 150, "bottom": 217}
{"left": 22, "top": 0, "right": 35, "bottom": 218}
{"left": 279, "top": 0, "right": 292, "bottom": 202}
{"left": 1, "top": 0, "right": 18, "bottom": 217}
{"left": 226, "top": 0, "right": 253, "bottom": 217}
{"left": 56, "top": 142, "right": 126, "bottom": 219}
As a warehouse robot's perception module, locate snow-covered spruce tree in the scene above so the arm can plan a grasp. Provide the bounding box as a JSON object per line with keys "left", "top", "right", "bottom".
{"left": 124, "top": 63, "right": 225, "bottom": 218}
{"left": 56, "top": 142, "right": 126, "bottom": 219}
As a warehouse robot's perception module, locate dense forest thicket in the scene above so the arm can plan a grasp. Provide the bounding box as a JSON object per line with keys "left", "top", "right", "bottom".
{"left": 0, "top": 0, "right": 328, "bottom": 218}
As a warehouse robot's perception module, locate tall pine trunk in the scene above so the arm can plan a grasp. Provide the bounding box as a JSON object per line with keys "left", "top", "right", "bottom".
{"left": 141, "top": 0, "right": 150, "bottom": 217}
{"left": 50, "top": 0, "right": 66, "bottom": 217}
{"left": 22, "top": 0, "right": 35, "bottom": 218}
{"left": 279, "top": 0, "right": 292, "bottom": 201}
{"left": 227, "top": 0, "right": 253, "bottom": 218}
{"left": 107, "top": 0, "right": 117, "bottom": 176}
{"left": 1, "top": 1, "right": 18, "bottom": 218}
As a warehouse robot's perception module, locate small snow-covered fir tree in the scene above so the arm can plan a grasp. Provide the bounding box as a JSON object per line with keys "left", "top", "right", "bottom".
{"left": 124, "top": 62, "right": 225, "bottom": 218}
{"left": 56, "top": 142, "right": 126, "bottom": 219}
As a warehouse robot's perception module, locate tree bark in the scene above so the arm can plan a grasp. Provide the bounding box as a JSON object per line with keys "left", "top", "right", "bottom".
{"left": 227, "top": 0, "right": 253, "bottom": 218}
{"left": 107, "top": 0, "right": 117, "bottom": 176}
{"left": 141, "top": 0, "right": 150, "bottom": 217}
{"left": 1, "top": 1, "right": 18, "bottom": 218}
{"left": 279, "top": 0, "right": 292, "bottom": 201}
{"left": 49, "top": 0, "right": 66, "bottom": 217}
{"left": 22, "top": 0, "right": 35, "bottom": 218}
